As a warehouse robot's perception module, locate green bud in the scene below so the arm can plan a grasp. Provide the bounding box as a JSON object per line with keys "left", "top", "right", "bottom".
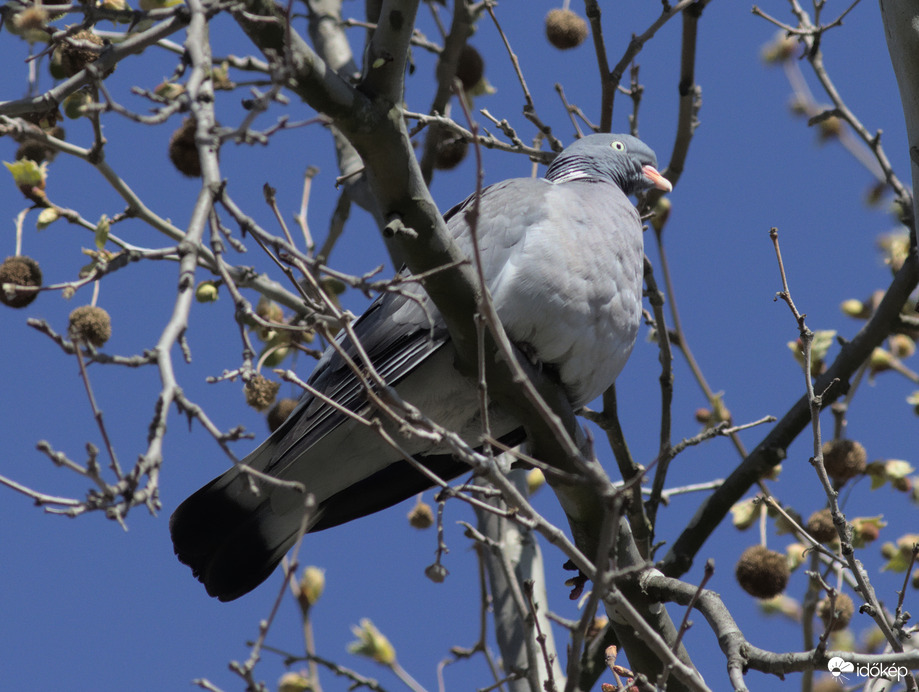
{"left": 94, "top": 214, "right": 109, "bottom": 250}
{"left": 297, "top": 566, "right": 325, "bottom": 611}
{"left": 761, "top": 33, "right": 797, "bottom": 64}
{"left": 730, "top": 498, "right": 758, "bottom": 531}
{"left": 154, "top": 81, "right": 185, "bottom": 101}
{"left": 36, "top": 206, "right": 60, "bottom": 229}
{"left": 785, "top": 543, "right": 807, "bottom": 572}
{"left": 259, "top": 332, "right": 291, "bottom": 367}
{"left": 138, "top": 0, "right": 183, "bottom": 10}
{"left": 347, "top": 619, "right": 396, "bottom": 665}
{"left": 869, "top": 347, "right": 894, "bottom": 373}
{"left": 840, "top": 299, "right": 868, "bottom": 318}
{"left": 850, "top": 516, "right": 884, "bottom": 548}
{"left": 195, "top": 281, "right": 219, "bottom": 303}
{"left": 63, "top": 90, "right": 93, "bottom": 119}
{"left": 907, "top": 391, "right": 919, "bottom": 416}
{"left": 526, "top": 468, "right": 545, "bottom": 495}
{"left": 650, "top": 197, "right": 671, "bottom": 233}
{"left": 278, "top": 672, "right": 311, "bottom": 692}
{"left": 889, "top": 334, "right": 915, "bottom": 359}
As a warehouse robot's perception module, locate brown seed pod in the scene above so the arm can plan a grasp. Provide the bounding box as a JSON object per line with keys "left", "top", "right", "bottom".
{"left": 433, "top": 130, "right": 468, "bottom": 170}
{"left": 267, "top": 397, "right": 299, "bottom": 432}
{"left": 68, "top": 305, "right": 112, "bottom": 347}
{"left": 168, "top": 117, "right": 201, "bottom": 177}
{"left": 245, "top": 374, "right": 280, "bottom": 412}
{"left": 805, "top": 508, "right": 837, "bottom": 544}
{"left": 54, "top": 30, "right": 113, "bottom": 78}
{"left": 455, "top": 44, "right": 484, "bottom": 91}
{"left": 0, "top": 255, "right": 42, "bottom": 308}
{"left": 735, "top": 545, "right": 790, "bottom": 599}
{"left": 16, "top": 125, "right": 65, "bottom": 164}
{"left": 12, "top": 6, "right": 49, "bottom": 34}
{"left": 822, "top": 439, "right": 868, "bottom": 483}
{"left": 407, "top": 499, "right": 434, "bottom": 529}
{"left": 817, "top": 592, "right": 855, "bottom": 631}
{"left": 545, "top": 9, "right": 588, "bottom": 50}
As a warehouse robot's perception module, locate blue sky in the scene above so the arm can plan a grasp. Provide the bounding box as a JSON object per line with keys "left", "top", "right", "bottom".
{"left": 1, "top": 1, "right": 917, "bottom": 690}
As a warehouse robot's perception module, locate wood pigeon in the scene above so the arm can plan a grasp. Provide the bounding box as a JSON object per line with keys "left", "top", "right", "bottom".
{"left": 170, "top": 133, "right": 672, "bottom": 600}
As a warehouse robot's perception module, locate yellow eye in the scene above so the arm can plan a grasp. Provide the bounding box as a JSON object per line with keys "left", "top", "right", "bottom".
{"left": 610, "top": 140, "right": 625, "bottom": 151}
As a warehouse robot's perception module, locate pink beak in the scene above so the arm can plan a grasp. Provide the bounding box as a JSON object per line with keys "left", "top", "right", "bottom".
{"left": 642, "top": 165, "right": 672, "bottom": 193}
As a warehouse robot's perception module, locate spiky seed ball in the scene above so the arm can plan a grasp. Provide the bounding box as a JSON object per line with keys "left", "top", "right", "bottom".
{"left": 0, "top": 255, "right": 42, "bottom": 308}
{"left": 16, "top": 125, "right": 64, "bottom": 164}
{"left": 68, "top": 305, "right": 112, "bottom": 346}
{"left": 806, "top": 509, "right": 837, "bottom": 544}
{"left": 822, "top": 439, "right": 867, "bottom": 483}
{"left": 10, "top": 6, "right": 52, "bottom": 43}
{"left": 433, "top": 131, "right": 468, "bottom": 170}
{"left": 168, "top": 117, "right": 201, "bottom": 177}
{"left": 817, "top": 593, "right": 855, "bottom": 631}
{"left": 12, "top": 6, "right": 49, "bottom": 34}
{"left": 55, "top": 30, "right": 110, "bottom": 78}
{"left": 735, "top": 545, "right": 790, "bottom": 599}
{"left": 245, "top": 374, "right": 280, "bottom": 412}
{"left": 455, "top": 44, "right": 484, "bottom": 91}
{"left": 267, "top": 397, "right": 298, "bottom": 432}
{"left": 545, "top": 9, "right": 588, "bottom": 50}
{"left": 407, "top": 499, "right": 434, "bottom": 529}
{"left": 16, "top": 138, "right": 50, "bottom": 163}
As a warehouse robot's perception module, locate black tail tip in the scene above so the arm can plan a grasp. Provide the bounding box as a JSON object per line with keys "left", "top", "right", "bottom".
{"left": 169, "top": 476, "right": 289, "bottom": 602}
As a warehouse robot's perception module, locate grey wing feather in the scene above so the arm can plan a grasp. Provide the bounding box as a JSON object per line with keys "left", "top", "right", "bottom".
{"left": 262, "top": 178, "right": 540, "bottom": 476}
{"left": 262, "top": 280, "right": 451, "bottom": 477}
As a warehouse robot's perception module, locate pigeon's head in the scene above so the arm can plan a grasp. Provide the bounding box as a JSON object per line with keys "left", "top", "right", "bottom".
{"left": 545, "top": 134, "right": 672, "bottom": 195}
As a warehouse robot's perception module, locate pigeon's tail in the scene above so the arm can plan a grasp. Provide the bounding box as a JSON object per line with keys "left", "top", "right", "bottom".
{"left": 170, "top": 425, "right": 529, "bottom": 601}
{"left": 169, "top": 467, "right": 309, "bottom": 602}
{"left": 168, "top": 453, "right": 472, "bottom": 601}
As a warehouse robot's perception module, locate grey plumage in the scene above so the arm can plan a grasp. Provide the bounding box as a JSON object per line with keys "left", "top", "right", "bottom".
{"left": 170, "top": 133, "right": 671, "bottom": 600}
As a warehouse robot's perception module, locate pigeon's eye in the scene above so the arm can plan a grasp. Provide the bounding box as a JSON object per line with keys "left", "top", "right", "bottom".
{"left": 610, "top": 141, "right": 625, "bottom": 151}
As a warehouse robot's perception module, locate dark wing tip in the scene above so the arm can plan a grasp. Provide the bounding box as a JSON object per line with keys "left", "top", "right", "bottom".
{"left": 169, "top": 470, "right": 292, "bottom": 601}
